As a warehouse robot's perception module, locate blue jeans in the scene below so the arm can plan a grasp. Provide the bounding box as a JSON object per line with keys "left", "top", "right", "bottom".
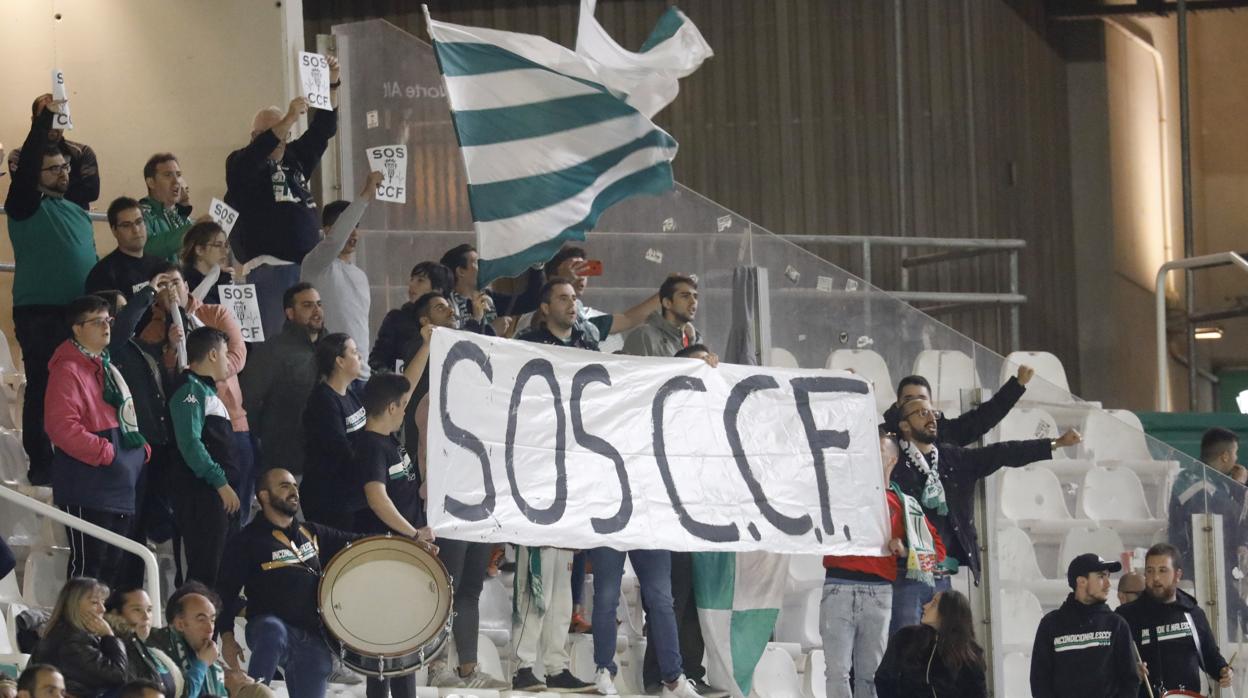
{"left": 589, "top": 548, "right": 682, "bottom": 682}
{"left": 888, "top": 571, "right": 950, "bottom": 636}
{"left": 245, "top": 615, "right": 334, "bottom": 698}
{"left": 821, "top": 579, "right": 892, "bottom": 698}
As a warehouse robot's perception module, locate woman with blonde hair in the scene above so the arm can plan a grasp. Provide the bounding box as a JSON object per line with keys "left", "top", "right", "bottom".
{"left": 180, "top": 221, "right": 233, "bottom": 305}
{"left": 105, "top": 587, "right": 182, "bottom": 698}
{"left": 32, "top": 577, "right": 129, "bottom": 698}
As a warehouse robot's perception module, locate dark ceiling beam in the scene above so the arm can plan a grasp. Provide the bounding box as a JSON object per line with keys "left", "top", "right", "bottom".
{"left": 1047, "top": 0, "right": 1248, "bottom": 19}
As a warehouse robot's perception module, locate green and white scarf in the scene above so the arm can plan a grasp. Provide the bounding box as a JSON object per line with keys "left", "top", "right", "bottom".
{"left": 901, "top": 439, "right": 947, "bottom": 515}
{"left": 73, "top": 339, "right": 146, "bottom": 449}
{"left": 891, "top": 481, "right": 939, "bottom": 586}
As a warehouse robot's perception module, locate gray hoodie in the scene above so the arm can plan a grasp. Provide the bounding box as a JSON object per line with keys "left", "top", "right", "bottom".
{"left": 622, "top": 310, "right": 702, "bottom": 358}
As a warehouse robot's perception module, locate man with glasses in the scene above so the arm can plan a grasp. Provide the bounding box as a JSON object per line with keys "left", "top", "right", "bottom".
{"left": 8, "top": 93, "right": 100, "bottom": 210}
{"left": 888, "top": 398, "right": 1081, "bottom": 632}
{"left": 85, "top": 197, "right": 165, "bottom": 298}
{"left": 4, "top": 94, "right": 99, "bottom": 485}
{"left": 45, "top": 295, "right": 150, "bottom": 584}
{"left": 880, "top": 365, "right": 1036, "bottom": 447}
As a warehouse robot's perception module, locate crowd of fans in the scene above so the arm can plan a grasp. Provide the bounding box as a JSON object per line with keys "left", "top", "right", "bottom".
{"left": 1, "top": 57, "right": 1245, "bottom": 698}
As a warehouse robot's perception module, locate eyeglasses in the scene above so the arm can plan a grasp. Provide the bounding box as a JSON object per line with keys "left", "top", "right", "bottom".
{"left": 114, "top": 220, "right": 146, "bottom": 231}
{"left": 42, "top": 163, "right": 71, "bottom": 174}
{"left": 75, "top": 317, "right": 114, "bottom": 329}
{"left": 902, "top": 407, "right": 943, "bottom": 421}
{"left": 203, "top": 242, "right": 228, "bottom": 249}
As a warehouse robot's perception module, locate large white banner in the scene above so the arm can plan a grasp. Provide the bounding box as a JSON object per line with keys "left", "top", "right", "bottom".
{"left": 426, "top": 329, "right": 889, "bottom": 555}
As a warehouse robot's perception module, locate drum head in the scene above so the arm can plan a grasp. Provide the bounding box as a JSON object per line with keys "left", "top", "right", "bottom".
{"left": 319, "top": 536, "right": 452, "bottom": 657}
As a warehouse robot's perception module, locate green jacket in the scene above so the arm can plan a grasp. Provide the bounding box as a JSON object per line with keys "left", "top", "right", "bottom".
{"left": 139, "top": 196, "right": 192, "bottom": 262}
{"left": 146, "top": 626, "right": 225, "bottom": 698}
{"left": 170, "top": 371, "right": 235, "bottom": 489}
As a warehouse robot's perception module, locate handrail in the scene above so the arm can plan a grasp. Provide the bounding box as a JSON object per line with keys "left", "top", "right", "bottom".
{"left": 1155, "top": 251, "right": 1248, "bottom": 410}
{"left": 0, "top": 485, "right": 163, "bottom": 623}
{"left": 0, "top": 205, "right": 108, "bottom": 222}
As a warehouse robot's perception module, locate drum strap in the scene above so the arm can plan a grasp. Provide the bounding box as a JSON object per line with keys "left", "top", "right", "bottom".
{"left": 271, "top": 528, "right": 321, "bottom": 576}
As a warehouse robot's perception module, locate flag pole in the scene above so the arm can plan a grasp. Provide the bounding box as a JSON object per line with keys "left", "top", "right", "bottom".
{"left": 421, "top": 5, "right": 486, "bottom": 289}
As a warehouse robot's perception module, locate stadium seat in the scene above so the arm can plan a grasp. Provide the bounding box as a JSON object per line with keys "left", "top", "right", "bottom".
{"left": 1077, "top": 466, "right": 1166, "bottom": 538}
{"left": 752, "top": 643, "right": 802, "bottom": 698}
{"left": 996, "top": 526, "right": 1069, "bottom": 606}
{"left": 1001, "top": 350, "right": 1074, "bottom": 404}
{"left": 0, "top": 608, "right": 11, "bottom": 654}
{"left": 477, "top": 576, "right": 511, "bottom": 648}
{"left": 0, "top": 329, "right": 25, "bottom": 430}
{"left": 774, "top": 555, "right": 824, "bottom": 650}
{"left": 1058, "top": 526, "right": 1127, "bottom": 579}
{"left": 766, "top": 347, "right": 800, "bottom": 368}
{"left": 0, "top": 573, "right": 20, "bottom": 605}
{"left": 999, "top": 589, "right": 1044, "bottom": 652}
{"left": 0, "top": 653, "right": 29, "bottom": 678}
{"left": 801, "top": 649, "right": 827, "bottom": 698}
{"left": 0, "top": 501, "right": 43, "bottom": 550}
{"left": 1076, "top": 410, "right": 1178, "bottom": 511}
{"left": 998, "top": 466, "right": 1083, "bottom": 537}
{"left": 826, "top": 350, "right": 893, "bottom": 415}
{"left": 911, "top": 349, "right": 979, "bottom": 417}
{"left": 990, "top": 407, "right": 1061, "bottom": 446}
{"left": 0, "top": 428, "right": 27, "bottom": 484}
{"left": 1001, "top": 651, "right": 1032, "bottom": 698}
{"left": 23, "top": 548, "right": 67, "bottom": 608}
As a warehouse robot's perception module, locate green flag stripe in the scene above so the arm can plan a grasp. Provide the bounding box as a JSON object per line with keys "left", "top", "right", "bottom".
{"left": 731, "top": 608, "right": 780, "bottom": 695}
{"left": 451, "top": 92, "right": 639, "bottom": 148}
{"left": 477, "top": 160, "right": 674, "bottom": 285}
{"left": 468, "top": 129, "right": 677, "bottom": 222}
{"left": 691, "top": 551, "right": 737, "bottom": 610}
{"left": 639, "top": 7, "right": 685, "bottom": 53}
{"left": 435, "top": 40, "right": 611, "bottom": 95}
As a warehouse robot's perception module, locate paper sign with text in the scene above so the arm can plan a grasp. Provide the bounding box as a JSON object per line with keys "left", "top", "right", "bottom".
{"left": 208, "top": 198, "right": 239, "bottom": 236}
{"left": 51, "top": 70, "right": 73, "bottom": 130}
{"left": 365, "top": 144, "right": 407, "bottom": 203}
{"left": 220, "top": 285, "right": 264, "bottom": 342}
{"left": 426, "top": 329, "right": 889, "bottom": 554}
{"left": 298, "top": 52, "right": 333, "bottom": 111}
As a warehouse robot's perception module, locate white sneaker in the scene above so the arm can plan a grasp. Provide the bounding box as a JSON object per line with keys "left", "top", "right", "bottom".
{"left": 460, "top": 667, "right": 510, "bottom": 689}
{"left": 659, "top": 675, "right": 701, "bottom": 698}
{"left": 426, "top": 660, "right": 466, "bottom": 688}
{"left": 593, "top": 668, "right": 619, "bottom": 695}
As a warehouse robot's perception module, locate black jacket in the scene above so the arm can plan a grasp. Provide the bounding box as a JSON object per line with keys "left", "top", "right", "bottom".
{"left": 84, "top": 250, "right": 165, "bottom": 299}
{"left": 891, "top": 438, "right": 1051, "bottom": 581}
{"left": 32, "top": 624, "right": 129, "bottom": 698}
{"left": 224, "top": 108, "right": 336, "bottom": 263}
{"left": 370, "top": 303, "right": 424, "bottom": 374}
{"left": 1030, "top": 593, "right": 1139, "bottom": 698}
{"left": 216, "top": 516, "right": 360, "bottom": 636}
{"left": 107, "top": 287, "right": 170, "bottom": 445}
{"left": 881, "top": 376, "right": 1027, "bottom": 447}
{"left": 875, "top": 624, "right": 987, "bottom": 698}
{"left": 1118, "top": 589, "right": 1228, "bottom": 696}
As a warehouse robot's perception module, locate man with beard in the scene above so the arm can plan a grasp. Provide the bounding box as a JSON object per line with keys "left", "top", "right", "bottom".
{"left": 216, "top": 468, "right": 363, "bottom": 698}
{"left": 1118, "top": 543, "right": 1232, "bottom": 696}
{"left": 623, "top": 275, "right": 700, "bottom": 357}
{"left": 890, "top": 398, "right": 1080, "bottom": 633}
{"left": 1030, "top": 553, "right": 1138, "bottom": 697}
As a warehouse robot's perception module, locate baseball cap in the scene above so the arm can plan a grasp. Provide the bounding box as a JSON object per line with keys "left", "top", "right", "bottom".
{"left": 1066, "top": 553, "right": 1123, "bottom": 589}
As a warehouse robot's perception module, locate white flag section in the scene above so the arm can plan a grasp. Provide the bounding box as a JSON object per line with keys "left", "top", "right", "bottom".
{"left": 364, "top": 144, "right": 408, "bottom": 203}
{"left": 425, "top": 8, "right": 709, "bottom": 287}
{"left": 426, "top": 329, "right": 890, "bottom": 554}
{"left": 576, "top": 0, "right": 713, "bottom": 119}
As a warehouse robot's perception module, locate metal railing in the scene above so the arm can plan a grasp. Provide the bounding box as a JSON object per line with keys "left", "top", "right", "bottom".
{"left": 0, "top": 205, "right": 108, "bottom": 273}
{"left": 0, "top": 485, "right": 163, "bottom": 623}
{"left": 780, "top": 234, "right": 1026, "bottom": 350}
{"left": 1155, "top": 251, "right": 1248, "bottom": 410}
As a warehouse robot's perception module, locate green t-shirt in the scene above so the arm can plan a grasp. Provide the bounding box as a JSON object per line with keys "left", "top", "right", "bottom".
{"left": 8, "top": 196, "right": 97, "bottom": 306}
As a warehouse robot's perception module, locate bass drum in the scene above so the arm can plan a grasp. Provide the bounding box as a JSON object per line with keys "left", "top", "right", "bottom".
{"left": 1160, "top": 691, "right": 1204, "bottom": 697}
{"left": 318, "top": 535, "right": 453, "bottom": 676}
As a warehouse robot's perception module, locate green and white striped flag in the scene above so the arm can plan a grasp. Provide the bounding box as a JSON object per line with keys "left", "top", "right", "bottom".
{"left": 694, "top": 551, "right": 789, "bottom": 698}
{"left": 425, "top": 6, "right": 711, "bottom": 286}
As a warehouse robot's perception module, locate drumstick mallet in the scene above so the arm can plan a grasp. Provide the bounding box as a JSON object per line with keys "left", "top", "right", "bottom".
{"left": 1130, "top": 640, "right": 1154, "bottom": 698}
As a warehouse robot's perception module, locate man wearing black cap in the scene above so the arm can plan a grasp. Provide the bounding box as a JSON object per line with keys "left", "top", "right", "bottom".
{"left": 1030, "top": 553, "right": 1139, "bottom": 697}
{"left": 1118, "top": 542, "right": 1232, "bottom": 696}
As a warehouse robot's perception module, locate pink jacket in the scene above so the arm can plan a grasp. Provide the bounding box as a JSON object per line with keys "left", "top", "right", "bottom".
{"left": 45, "top": 340, "right": 123, "bottom": 466}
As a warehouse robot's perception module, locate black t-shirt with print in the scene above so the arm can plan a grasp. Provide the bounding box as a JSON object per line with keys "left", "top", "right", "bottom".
{"left": 349, "top": 430, "right": 422, "bottom": 534}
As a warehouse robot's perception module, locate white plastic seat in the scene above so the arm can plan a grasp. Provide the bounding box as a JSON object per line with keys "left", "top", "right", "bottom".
{"left": 751, "top": 643, "right": 802, "bottom": 698}
{"left": 996, "top": 526, "right": 1069, "bottom": 606}
{"left": 801, "top": 649, "right": 827, "bottom": 698}
{"left": 766, "top": 347, "right": 799, "bottom": 368}
{"left": 0, "top": 500, "right": 44, "bottom": 549}
{"left": 0, "top": 572, "right": 21, "bottom": 604}
{"left": 0, "top": 653, "right": 29, "bottom": 677}
{"left": 476, "top": 576, "right": 511, "bottom": 648}
{"left": 0, "top": 429, "right": 28, "bottom": 484}
{"left": 1000, "top": 589, "right": 1044, "bottom": 652}
{"left": 998, "top": 466, "right": 1083, "bottom": 536}
{"left": 0, "top": 330, "right": 25, "bottom": 430}
{"left": 1002, "top": 350, "right": 1073, "bottom": 404}
{"left": 1077, "top": 466, "right": 1165, "bottom": 538}
{"left": 911, "top": 350, "right": 978, "bottom": 417}
{"left": 1002, "top": 651, "right": 1032, "bottom": 698}
{"left": 826, "top": 350, "right": 893, "bottom": 415}
{"left": 0, "top": 607, "right": 11, "bottom": 654}
{"left": 1058, "top": 526, "right": 1127, "bottom": 579}
{"left": 23, "top": 548, "right": 68, "bottom": 608}
{"left": 1075, "top": 410, "right": 1178, "bottom": 503}
{"left": 774, "top": 555, "right": 824, "bottom": 650}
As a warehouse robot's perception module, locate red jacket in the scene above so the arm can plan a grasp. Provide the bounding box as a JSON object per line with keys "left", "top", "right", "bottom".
{"left": 823, "top": 490, "right": 945, "bottom": 581}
